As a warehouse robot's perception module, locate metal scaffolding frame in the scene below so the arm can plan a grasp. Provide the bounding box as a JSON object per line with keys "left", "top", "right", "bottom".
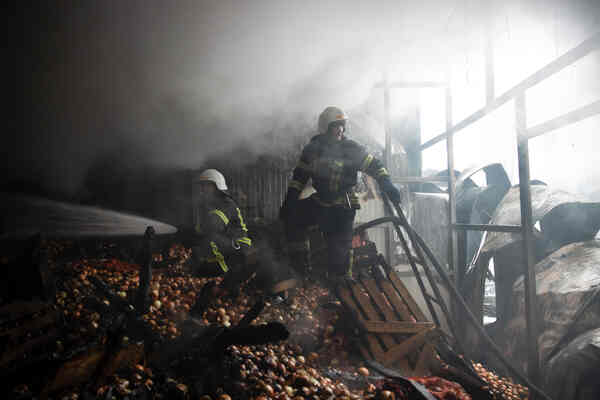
{"left": 378, "top": 30, "right": 600, "bottom": 389}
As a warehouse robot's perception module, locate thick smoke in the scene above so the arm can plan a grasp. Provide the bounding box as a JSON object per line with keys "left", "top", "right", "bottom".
{"left": 13, "top": 0, "right": 462, "bottom": 198}
{"left": 11, "top": 0, "right": 600, "bottom": 201}
{"left": 417, "top": 0, "right": 600, "bottom": 200}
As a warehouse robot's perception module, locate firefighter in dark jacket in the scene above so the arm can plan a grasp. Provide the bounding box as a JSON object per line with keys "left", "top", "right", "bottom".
{"left": 279, "top": 106, "right": 402, "bottom": 280}
{"left": 190, "top": 169, "right": 254, "bottom": 299}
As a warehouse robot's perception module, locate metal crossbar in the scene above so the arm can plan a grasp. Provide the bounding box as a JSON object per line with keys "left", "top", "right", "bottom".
{"left": 524, "top": 99, "right": 600, "bottom": 139}
{"left": 452, "top": 223, "right": 522, "bottom": 233}
{"left": 420, "top": 31, "right": 600, "bottom": 151}
{"left": 378, "top": 29, "right": 600, "bottom": 397}
{"left": 391, "top": 177, "right": 449, "bottom": 184}
{"left": 384, "top": 199, "right": 551, "bottom": 400}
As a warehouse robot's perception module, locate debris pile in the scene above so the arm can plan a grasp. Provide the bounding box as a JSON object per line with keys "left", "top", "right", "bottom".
{"left": 2, "top": 240, "right": 527, "bottom": 400}
{"left": 471, "top": 363, "right": 529, "bottom": 400}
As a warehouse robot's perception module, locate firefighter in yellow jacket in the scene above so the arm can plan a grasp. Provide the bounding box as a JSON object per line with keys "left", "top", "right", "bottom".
{"left": 280, "top": 106, "right": 402, "bottom": 280}
{"left": 190, "top": 168, "right": 253, "bottom": 299}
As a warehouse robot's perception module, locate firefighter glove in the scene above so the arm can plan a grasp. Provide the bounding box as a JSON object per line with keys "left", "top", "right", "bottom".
{"left": 381, "top": 178, "right": 401, "bottom": 205}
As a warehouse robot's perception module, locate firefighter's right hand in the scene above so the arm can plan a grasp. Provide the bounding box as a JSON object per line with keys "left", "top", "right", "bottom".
{"left": 381, "top": 178, "right": 402, "bottom": 205}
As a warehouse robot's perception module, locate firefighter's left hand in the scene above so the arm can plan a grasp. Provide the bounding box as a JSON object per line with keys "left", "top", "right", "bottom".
{"left": 381, "top": 179, "right": 401, "bottom": 204}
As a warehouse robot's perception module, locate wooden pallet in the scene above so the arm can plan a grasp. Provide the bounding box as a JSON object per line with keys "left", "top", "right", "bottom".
{"left": 42, "top": 341, "right": 144, "bottom": 395}
{"left": 334, "top": 263, "right": 439, "bottom": 373}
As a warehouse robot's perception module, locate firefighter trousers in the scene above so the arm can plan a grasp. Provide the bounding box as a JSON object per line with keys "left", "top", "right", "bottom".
{"left": 284, "top": 196, "right": 356, "bottom": 278}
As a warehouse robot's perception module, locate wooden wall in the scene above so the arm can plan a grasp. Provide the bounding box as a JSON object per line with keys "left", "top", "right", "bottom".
{"left": 199, "top": 155, "right": 296, "bottom": 223}
{"left": 225, "top": 160, "right": 292, "bottom": 222}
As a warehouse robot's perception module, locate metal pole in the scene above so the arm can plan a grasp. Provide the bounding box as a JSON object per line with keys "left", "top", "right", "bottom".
{"left": 515, "top": 94, "right": 541, "bottom": 388}
{"left": 384, "top": 72, "right": 393, "bottom": 179}
{"left": 420, "top": 31, "right": 600, "bottom": 151}
{"left": 136, "top": 226, "right": 155, "bottom": 314}
{"left": 401, "top": 215, "right": 551, "bottom": 400}
{"left": 383, "top": 71, "right": 393, "bottom": 264}
{"left": 524, "top": 99, "right": 600, "bottom": 139}
{"left": 445, "top": 84, "right": 461, "bottom": 336}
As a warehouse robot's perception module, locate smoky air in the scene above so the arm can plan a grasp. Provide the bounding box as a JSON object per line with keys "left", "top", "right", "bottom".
{"left": 11, "top": 0, "right": 600, "bottom": 202}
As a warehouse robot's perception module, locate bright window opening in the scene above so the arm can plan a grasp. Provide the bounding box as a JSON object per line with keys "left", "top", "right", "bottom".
{"left": 483, "top": 257, "right": 497, "bottom": 325}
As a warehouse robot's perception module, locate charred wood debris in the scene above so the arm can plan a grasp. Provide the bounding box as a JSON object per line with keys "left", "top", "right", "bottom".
{"left": 1, "top": 233, "right": 529, "bottom": 400}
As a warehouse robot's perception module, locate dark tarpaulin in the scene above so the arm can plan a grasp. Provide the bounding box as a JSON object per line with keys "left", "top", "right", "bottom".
{"left": 544, "top": 328, "right": 600, "bottom": 400}
{"left": 487, "top": 240, "right": 600, "bottom": 399}
{"left": 463, "top": 185, "right": 599, "bottom": 326}
{"left": 478, "top": 185, "right": 595, "bottom": 256}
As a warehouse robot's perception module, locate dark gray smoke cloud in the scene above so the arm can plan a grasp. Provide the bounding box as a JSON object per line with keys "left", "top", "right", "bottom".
{"left": 11, "top": 0, "right": 600, "bottom": 200}
{"left": 13, "top": 0, "right": 459, "bottom": 197}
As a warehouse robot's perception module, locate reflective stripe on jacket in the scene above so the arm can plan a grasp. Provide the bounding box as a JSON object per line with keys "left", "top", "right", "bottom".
{"left": 194, "top": 194, "right": 252, "bottom": 271}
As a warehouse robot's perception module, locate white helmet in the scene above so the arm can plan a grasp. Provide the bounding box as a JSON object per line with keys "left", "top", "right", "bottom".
{"left": 318, "top": 106, "right": 348, "bottom": 134}
{"left": 195, "top": 168, "right": 228, "bottom": 191}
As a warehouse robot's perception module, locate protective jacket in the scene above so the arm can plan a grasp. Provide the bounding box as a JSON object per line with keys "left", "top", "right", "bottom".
{"left": 194, "top": 194, "right": 252, "bottom": 273}
{"left": 286, "top": 133, "right": 391, "bottom": 208}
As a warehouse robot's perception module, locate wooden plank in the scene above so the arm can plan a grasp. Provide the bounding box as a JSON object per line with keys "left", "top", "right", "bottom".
{"left": 361, "top": 277, "right": 433, "bottom": 351}
{"left": 42, "top": 345, "right": 107, "bottom": 395}
{"left": 361, "top": 278, "right": 397, "bottom": 322}
{"left": 394, "top": 356, "right": 414, "bottom": 376}
{"left": 358, "top": 344, "right": 372, "bottom": 361}
{"left": 270, "top": 278, "right": 298, "bottom": 294}
{"left": 388, "top": 270, "right": 427, "bottom": 321}
{"left": 350, "top": 283, "right": 396, "bottom": 351}
{"left": 383, "top": 327, "right": 435, "bottom": 365}
{"left": 359, "top": 320, "right": 434, "bottom": 334}
{"left": 413, "top": 343, "right": 435, "bottom": 376}
{"left": 96, "top": 342, "right": 144, "bottom": 382}
{"left": 379, "top": 280, "right": 415, "bottom": 322}
{"left": 1, "top": 309, "right": 59, "bottom": 339}
{"left": 336, "top": 285, "right": 384, "bottom": 360}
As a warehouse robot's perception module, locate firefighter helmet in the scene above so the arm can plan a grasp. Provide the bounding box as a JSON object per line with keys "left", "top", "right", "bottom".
{"left": 195, "top": 169, "right": 228, "bottom": 191}
{"left": 318, "top": 106, "right": 348, "bottom": 134}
